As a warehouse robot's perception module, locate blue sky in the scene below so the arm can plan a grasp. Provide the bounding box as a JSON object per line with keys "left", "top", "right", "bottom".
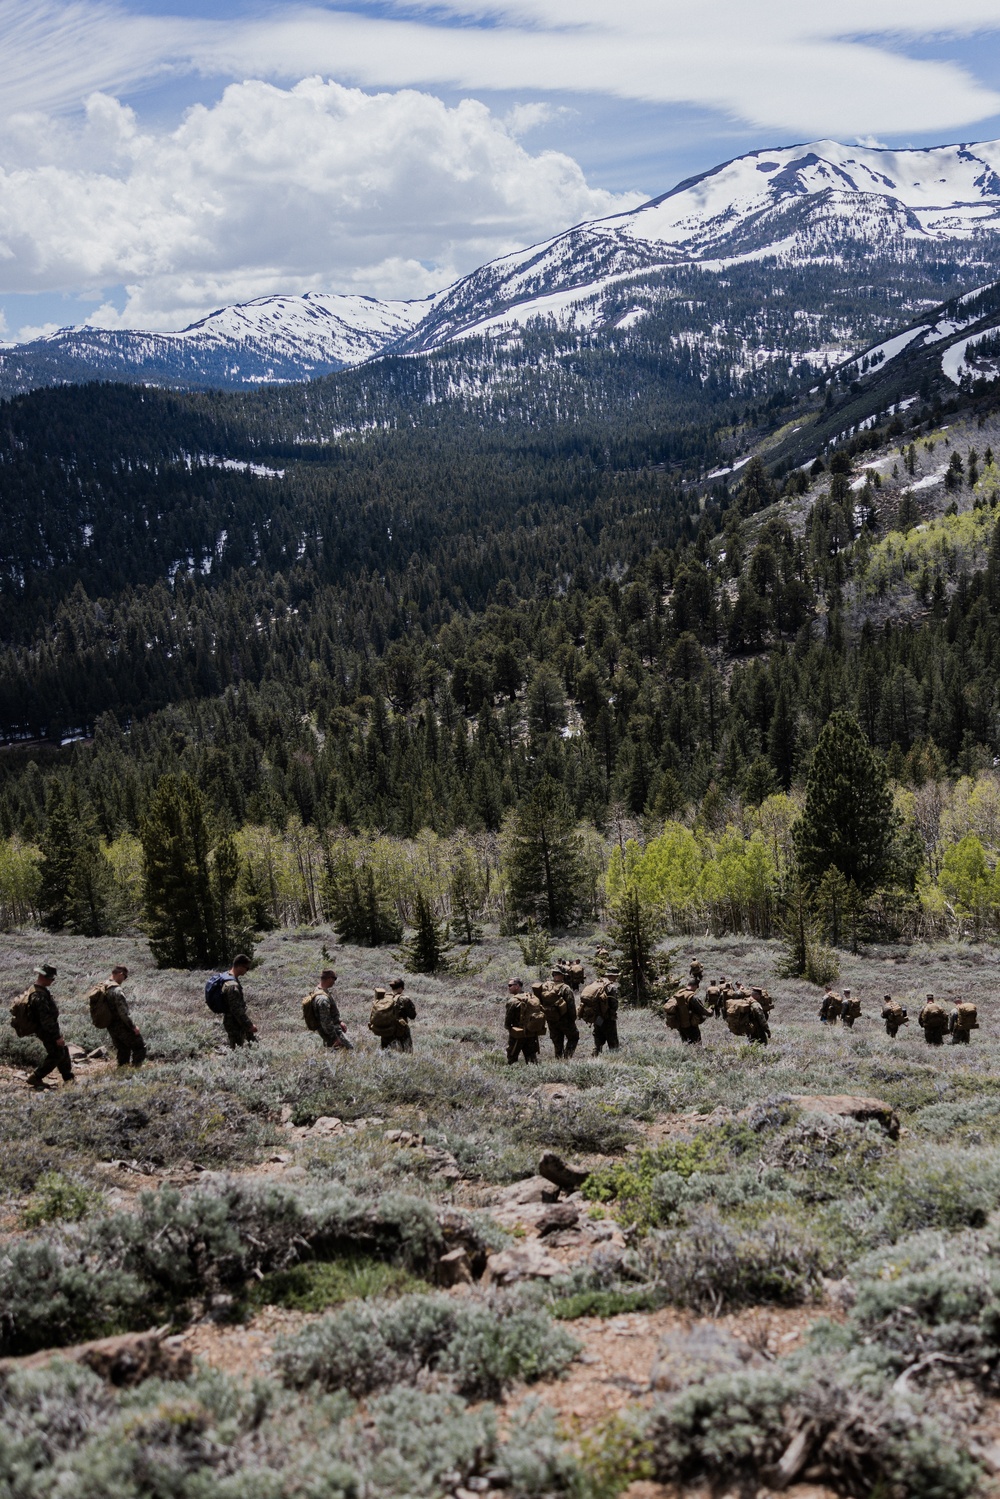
{"left": 3, "top": 0, "right": 1000, "bottom": 337}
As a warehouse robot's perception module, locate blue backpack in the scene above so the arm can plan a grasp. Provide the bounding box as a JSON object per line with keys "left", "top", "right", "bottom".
{"left": 205, "top": 973, "right": 230, "bottom": 1013}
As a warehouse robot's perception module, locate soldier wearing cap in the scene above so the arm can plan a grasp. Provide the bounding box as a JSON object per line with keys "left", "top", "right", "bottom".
{"left": 385, "top": 977, "right": 416, "bottom": 1052}
{"left": 22, "top": 964, "right": 74, "bottom": 1088}
{"left": 918, "top": 993, "right": 949, "bottom": 1046}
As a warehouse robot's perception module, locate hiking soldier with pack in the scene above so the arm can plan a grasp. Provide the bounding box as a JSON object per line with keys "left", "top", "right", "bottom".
{"left": 302, "top": 969, "right": 353, "bottom": 1049}
{"left": 370, "top": 979, "right": 416, "bottom": 1051}
{"left": 89, "top": 965, "right": 145, "bottom": 1066}
{"left": 819, "top": 984, "right": 842, "bottom": 1025}
{"left": 556, "top": 959, "right": 586, "bottom": 993}
{"left": 205, "top": 955, "right": 256, "bottom": 1048}
{"left": 11, "top": 963, "right": 74, "bottom": 1089}
{"left": 537, "top": 968, "right": 580, "bottom": 1059}
{"left": 579, "top": 968, "right": 620, "bottom": 1055}
{"left": 881, "top": 994, "right": 908, "bottom": 1038}
{"left": 689, "top": 958, "right": 704, "bottom": 986}
{"left": 950, "top": 997, "right": 979, "bottom": 1045}
{"left": 705, "top": 977, "right": 724, "bottom": 1018}
{"left": 662, "top": 981, "right": 708, "bottom": 1045}
{"left": 918, "top": 993, "right": 949, "bottom": 1046}
{"left": 504, "top": 977, "right": 545, "bottom": 1064}
{"left": 722, "top": 987, "right": 770, "bottom": 1045}
{"left": 840, "top": 989, "right": 862, "bottom": 1030}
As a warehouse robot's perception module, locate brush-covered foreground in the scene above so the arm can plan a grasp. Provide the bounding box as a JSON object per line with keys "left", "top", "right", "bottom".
{"left": 4, "top": 926, "right": 1000, "bottom": 1497}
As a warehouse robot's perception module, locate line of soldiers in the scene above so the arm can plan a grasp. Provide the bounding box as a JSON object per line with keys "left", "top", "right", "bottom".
{"left": 503, "top": 959, "right": 620, "bottom": 1064}
{"left": 819, "top": 983, "right": 979, "bottom": 1044}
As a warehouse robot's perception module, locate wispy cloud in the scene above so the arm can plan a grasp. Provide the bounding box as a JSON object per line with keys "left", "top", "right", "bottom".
{"left": 2, "top": 0, "right": 1000, "bottom": 134}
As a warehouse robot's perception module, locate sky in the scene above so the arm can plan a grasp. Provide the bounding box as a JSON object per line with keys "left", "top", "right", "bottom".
{"left": 4, "top": 1, "right": 1000, "bottom": 339}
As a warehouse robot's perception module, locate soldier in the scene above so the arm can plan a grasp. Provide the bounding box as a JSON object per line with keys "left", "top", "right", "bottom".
{"left": 593, "top": 945, "right": 611, "bottom": 979}
{"left": 689, "top": 958, "right": 704, "bottom": 986}
{"left": 504, "top": 977, "right": 542, "bottom": 1065}
{"left": 311, "top": 969, "right": 353, "bottom": 1050}
{"left": 679, "top": 982, "right": 711, "bottom": 1045}
{"left": 722, "top": 987, "right": 770, "bottom": 1045}
{"left": 220, "top": 955, "right": 256, "bottom": 1048}
{"left": 384, "top": 978, "right": 417, "bottom": 1052}
{"left": 918, "top": 993, "right": 949, "bottom": 1047}
{"left": 841, "top": 988, "right": 862, "bottom": 1030}
{"left": 881, "top": 994, "right": 908, "bottom": 1038}
{"left": 579, "top": 968, "right": 621, "bottom": 1055}
{"left": 17, "top": 963, "right": 74, "bottom": 1089}
{"left": 819, "top": 983, "right": 842, "bottom": 1025}
{"left": 949, "top": 997, "right": 979, "bottom": 1045}
{"left": 102, "top": 965, "right": 146, "bottom": 1067}
{"left": 539, "top": 967, "right": 580, "bottom": 1059}
{"left": 557, "top": 958, "right": 586, "bottom": 993}
{"left": 705, "top": 976, "right": 724, "bottom": 1017}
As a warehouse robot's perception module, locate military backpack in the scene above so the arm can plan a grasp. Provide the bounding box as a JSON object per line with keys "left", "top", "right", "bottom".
{"left": 725, "top": 996, "right": 755, "bottom": 1036}
{"left": 578, "top": 980, "right": 609, "bottom": 1023}
{"left": 369, "top": 990, "right": 402, "bottom": 1037}
{"left": 662, "top": 989, "right": 692, "bottom": 1031}
{"left": 955, "top": 1001, "right": 979, "bottom": 1029}
{"left": 562, "top": 960, "right": 586, "bottom": 991}
{"left": 301, "top": 990, "right": 321, "bottom": 1032}
{"left": 842, "top": 997, "right": 862, "bottom": 1021}
{"left": 87, "top": 982, "right": 114, "bottom": 1029}
{"left": 537, "top": 981, "right": 569, "bottom": 1021}
{"left": 205, "top": 973, "right": 230, "bottom": 1014}
{"left": 922, "top": 1001, "right": 948, "bottom": 1030}
{"left": 9, "top": 990, "right": 36, "bottom": 1037}
{"left": 519, "top": 994, "right": 548, "bottom": 1038}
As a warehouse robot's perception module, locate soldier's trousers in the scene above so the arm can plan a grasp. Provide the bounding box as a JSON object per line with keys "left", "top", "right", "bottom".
{"left": 321, "top": 1025, "right": 354, "bottom": 1050}
{"left": 506, "top": 1034, "right": 540, "bottom": 1064}
{"left": 107, "top": 1020, "right": 146, "bottom": 1067}
{"left": 885, "top": 1022, "right": 901, "bottom": 1038}
{"left": 223, "top": 1016, "right": 256, "bottom": 1048}
{"left": 923, "top": 1030, "right": 945, "bottom": 1046}
{"left": 593, "top": 1014, "right": 620, "bottom": 1054}
{"left": 548, "top": 1021, "right": 579, "bottom": 1059}
{"left": 678, "top": 1024, "right": 702, "bottom": 1045}
{"left": 29, "top": 1035, "right": 73, "bottom": 1083}
{"left": 381, "top": 1031, "right": 413, "bottom": 1052}
{"left": 952, "top": 1030, "right": 971, "bottom": 1044}
{"left": 842, "top": 1018, "right": 855, "bottom": 1029}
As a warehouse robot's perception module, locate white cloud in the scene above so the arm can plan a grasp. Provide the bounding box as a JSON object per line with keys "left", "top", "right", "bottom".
{"left": 0, "top": 81, "right": 642, "bottom": 325}
{"left": 2, "top": 0, "right": 1000, "bottom": 137}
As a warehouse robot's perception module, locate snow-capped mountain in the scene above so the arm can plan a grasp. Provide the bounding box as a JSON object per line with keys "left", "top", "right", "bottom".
{"left": 0, "top": 291, "right": 432, "bottom": 392}
{"left": 401, "top": 139, "right": 1000, "bottom": 352}
{"left": 7, "top": 137, "right": 1000, "bottom": 396}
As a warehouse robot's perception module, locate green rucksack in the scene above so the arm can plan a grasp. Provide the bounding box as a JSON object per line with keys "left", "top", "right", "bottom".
{"left": 9, "top": 990, "right": 36, "bottom": 1037}
{"left": 369, "top": 990, "right": 401, "bottom": 1037}
{"left": 302, "top": 991, "right": 321, "bottom": 1032}
{"left": 88, "top": 982, "right": 113, "bottom": 1029}
{"left": 520, "top": 994, "right": 548, "bottom": 1037}
{"left": 578, "top": 981, "right": 608, "bottom": 1024}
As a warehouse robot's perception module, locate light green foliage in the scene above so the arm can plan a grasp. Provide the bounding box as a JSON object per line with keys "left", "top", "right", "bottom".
{"left": 19, "top": 1171, "right": 102, "bottom": 1229}
{"left": 856, "top": 502, "right": 995, "bottom": 602}
{"left": 247, "top": 1257, "right": 426, "bottom": 1314}
{"left": 0, "top": 835, "right": 41, "bottom": 930}
{"left": 583, "top": 1136, "right": 727, "bottom": 1228}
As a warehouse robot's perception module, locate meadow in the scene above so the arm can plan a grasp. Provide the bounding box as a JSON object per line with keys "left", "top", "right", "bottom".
{"left": 3, "top": 926, "right": 1000, "bottom": 1496}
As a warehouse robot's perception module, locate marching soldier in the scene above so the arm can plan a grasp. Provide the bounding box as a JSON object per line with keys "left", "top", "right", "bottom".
{"left": 504, "top": 977, "right": 543, "bottom": 1064}
{"left": 102, "top": 965, "right": 146, "bottom": 1067}
{"left": 312, "top": 969, "right": 353, "bottom": 1049}
{"left": 819, "top": 984, "right": 842, "bottom": 1025}
{"left": 16, "top": 963, "right": 74, "bottom": 1089}
{"left": 918, "top": 993, "right": 949, "bottom": 1047}
{"left": 880, "top": 994, "right": 908, "bottom": 1038}
{"left": 220, "top": 955, "right": 256, "bottom": 1048}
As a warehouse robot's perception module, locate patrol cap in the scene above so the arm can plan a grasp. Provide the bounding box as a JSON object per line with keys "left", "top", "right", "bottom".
{"left": 34, "top": 963, "right": 56, "bottom": 979}
{"left": 751, "top": 986, "right": 763, "bottom": 996}
{"left": 507, "top": 976, "right": 523, "bottom": 988}
{"left": 551, "top": 966, "right": 568, "bottom": 978}
{"left": 843, "top": 988, "right": 852, "bottom": 996}
{"left": 390, "top": 978, "right": 405, "bottom": 991}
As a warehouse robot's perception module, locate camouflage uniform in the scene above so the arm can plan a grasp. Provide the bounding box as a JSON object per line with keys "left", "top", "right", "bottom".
{"left": 819, "top": 989, "right": 842, "bottom": 1025}
{"left": 678, "top": 986, "right": 711, "bottom": 1045}
{"left": 589, "top": 978, "right": 621, "bottom": 1055}
{"left": 918, "top": 997, "right": 948, "bottom": 1047}
{"left": 689, "top": 959, "right": 704, "bottom": 985}
{"left": 25, "top": 979, "right": 73, "bottom": 1085}
{"left": 313, "top": 987, "right": 353, "bottom": 1050}
{"left": 881, "top": 996, "right": 908, "bottom": 1038}
{"left": 381, "top": 995, "right": 417, "bottom": 1052}
{"left": 543, "top": 976, "right": 580, "bottom": 1060}
{"left": 949, "top": 1003, "right": 976, "bottom": 1045}
{"left": 505, "top": 995, "right": 540, "bottom": 1065}
{"left": 705, "top": 980, "right": 724, "bottom": 1018}
{"left": 105, "top": 980, "right": 146, "bottom": 1067}
{"left": 222, "top": 975, "right": 256, "bottom": 1048}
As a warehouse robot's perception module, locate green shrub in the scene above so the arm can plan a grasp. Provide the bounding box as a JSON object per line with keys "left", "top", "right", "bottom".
{"left": 552, "top": 1288, "right": 662, "bottom": 1320}
{"left": 275, "top": 1291, "right": 579, "bottom": 1399}
{"left": 20, "top": 1172, "right": 102, "bottom": 1228}
{"left": 639, "top": 1209, "right": 825, "bottom": 1311}
{"left": 649, "top": 1363, "right": 978, "bottom": 1499}
{"left": 247, "top": 1257, "right": 426, "bottom": 1314}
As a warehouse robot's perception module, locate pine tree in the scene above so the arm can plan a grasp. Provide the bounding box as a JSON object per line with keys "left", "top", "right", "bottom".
{"left": 503, "top": 777, "right": 585, "bottom": 930}
{"left": 449, "top": 843, "right": 486, "bottom": 943}
{"left": 324, "top": 859, "right": 402, "bottom": 946}
{"left": 141, "top": 774, "right": 221, "bottom": 967}
{"left": 606, "top": 885, "right": 674, "bottom": 1008}
{"left": 403, "top": 890, "right": 451, "bottom": 973}
{"left": 38, "top": 782, "right": 113, "bottom": 936}
{"left": 793, "top": 712, "right": 896, "bottom": 894}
